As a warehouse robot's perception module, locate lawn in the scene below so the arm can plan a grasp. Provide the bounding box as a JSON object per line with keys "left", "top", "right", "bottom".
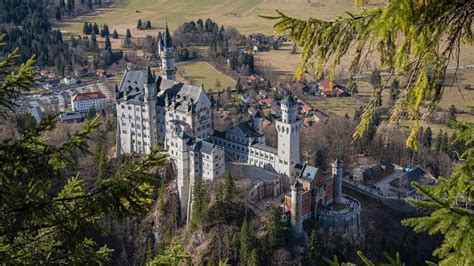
{"left": 177, "top": 61, "right": 236, "bottom": 92}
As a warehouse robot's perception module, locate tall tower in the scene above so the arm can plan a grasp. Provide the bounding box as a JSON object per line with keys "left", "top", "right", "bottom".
{"left": 276, "top": 92, "right": 302, "bottom": 177}
{"left": 332, "top": 158, "right": 343, "bottom": 204}
{"left": 291, "top": 180, "right": 303, "bottom": 235}
{"left": 159, "top": 21, "right": 177, "bottom": 81}
{"left": 144, "top": 67, "right": 158, "bottom": 153}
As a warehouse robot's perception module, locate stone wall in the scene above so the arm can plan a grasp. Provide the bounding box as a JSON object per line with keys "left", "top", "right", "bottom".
{"left": 249, "top": 177, "right": 285, "bottom": 203}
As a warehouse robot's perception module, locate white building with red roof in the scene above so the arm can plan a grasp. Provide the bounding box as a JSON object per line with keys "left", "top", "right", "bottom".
{"left": 71, "top": 91, "right": 107, "bottom": 113}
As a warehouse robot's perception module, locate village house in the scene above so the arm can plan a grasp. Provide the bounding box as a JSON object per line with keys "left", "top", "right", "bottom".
{"left": 313, "top": 110, "right": 329, "bottom": 124}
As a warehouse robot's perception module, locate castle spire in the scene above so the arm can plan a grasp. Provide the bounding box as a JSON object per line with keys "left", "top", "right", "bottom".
{"left": 146, "top": 66, "right": 155, "bottom": 84}
{"left": 164, "top": 19, "right": 173, "bottom": 48}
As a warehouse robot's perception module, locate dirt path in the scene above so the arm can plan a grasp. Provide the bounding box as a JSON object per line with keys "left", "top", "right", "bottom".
{"left": 242, "top": 0, "right": 266, "bottom": 16}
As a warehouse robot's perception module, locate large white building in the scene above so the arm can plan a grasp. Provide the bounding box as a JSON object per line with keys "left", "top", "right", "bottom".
{"left": 71, "top": 91, "right": 107, "bottom": 113}
{"left": 116, "top": 23, "right": 302, "bottom": 223}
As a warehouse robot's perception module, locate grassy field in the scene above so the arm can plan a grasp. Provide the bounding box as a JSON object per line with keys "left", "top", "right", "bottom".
{"left": 59, "top": 0, "right": 367, "bottom": 37}
{"left": 177, "top": 61, "right": 235, "bottom": 92}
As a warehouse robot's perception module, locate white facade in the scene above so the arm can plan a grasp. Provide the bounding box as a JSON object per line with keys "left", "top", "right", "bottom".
{"left": 71, "top": 92, "right": 107, "bottom": 113}
{"left": 275, "top": 94, "right": 302, "bottom": 177}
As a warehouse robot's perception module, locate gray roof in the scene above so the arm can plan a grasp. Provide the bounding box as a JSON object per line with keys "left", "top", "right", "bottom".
{"left": 163, "top": 22, "right": 173, "bottom": 48}
{"left": 235, "top": 121, "right": 262, "bottom": 138}
{"left": 281, "top": 92, "right": 297, "bottom": 106}
{"left": 117, "top": 69, "right": 210, "bottom": 111}
{"left": 190, "top": 138, "right": 216, "bottom": 154}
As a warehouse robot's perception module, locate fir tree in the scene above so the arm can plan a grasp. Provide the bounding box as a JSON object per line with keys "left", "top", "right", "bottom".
{"left": 223, "top": 171, "right": 235, "bottom": 203}
{"left": 435, "top": 130, "right": 443, "bottom": 152}
{"left": 0, "top": 38, "right": 167, "bottom": 264}
{"left": 83, "top": 22, "right": 90, "bottom": 35}
{"left": 146, "top": 20, "right": 152, "bottom": 29}
{"left": 422, "top": 127, "right": 432, "bottom": 148}
{"left": 266, "top": 206, "right": 285, "bottom": 250}
{"left": 102, "top": 24, "right": 110, "bottom": 37}
{"left": 248, "top": 249, "right": 260, "bottom": 266}
{"left": 104, "top": 36, "right": 111, "bottom": 51}
{"left": 55, "top": 6, "right": 61, "bottom": 20}
{"left": 191, "top": 176, "right": 208, "bottom": 232}
{"left": 305, "top": 229, "right": 318, "bottom": 263}
{"left": 390, "top": 78, "right": 400, "bottom": 101}
{"left": 239, "top": 219, "right": 257, "bottom": 265}
{"left": 92, "top": 23, "right": 99, "bottom": 34}
{"left": 440, "top": 132, "right": 449, "bottom": 153}
{"left": 447, "top": 104, "right": 457, "bottom": 124}
{"left": 235, "top": 77, "right": 243, "bottom": 93}
{"left": 112, "top": 30, "right": 119, "bottom": 39}
{"left": 137, "top": 19, "right": 143, "bottom": 29}
{"left": 403, "top": 122, "right": 474, "bottom": 266}
{"left": 148, "top": 242, "right": 191, "bottom": 265}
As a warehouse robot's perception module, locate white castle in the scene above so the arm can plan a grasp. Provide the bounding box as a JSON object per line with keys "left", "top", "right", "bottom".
{"left": 115, "top": 23, "right": 302, "bottom": 223}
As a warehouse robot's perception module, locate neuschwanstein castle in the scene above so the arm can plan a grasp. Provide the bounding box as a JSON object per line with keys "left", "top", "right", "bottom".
{"left": 115, "top": 24, "right": 302, "bottom": 223}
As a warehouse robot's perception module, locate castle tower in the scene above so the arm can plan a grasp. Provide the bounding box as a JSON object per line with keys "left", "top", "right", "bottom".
{"left": 291, "top": 180, "right": 303, "bottom": 235}
{"left": 332, "top": 158, "right": 343, "bottom": 204}
{"left": 275, "top": 92, "right": 302, "bottom": 177}
{"left": 173, "top": 129, "right": 192, "bottom": 223}
{"left": 253, "top": 110, "right": 264, "bottom": 135}
{"left": 159, "top": 21, "right": 177, "bottom": 81}
{"left": 144, "top": 67, "right": 158, "bottom": 152}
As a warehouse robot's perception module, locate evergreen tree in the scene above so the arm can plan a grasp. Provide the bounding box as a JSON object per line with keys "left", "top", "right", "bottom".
{"left": 104, "top": 36, "right": 111, "bottom": 50}
{"left": 92, "top": 23, "right": 99, "bottom": 34}
{"left": 235, "top": 77, "right": 243, "bottom": 93}
{"left": 0, "top": 40, "right": 167, "bottom": 264}
{"left": 266, "top": 206, "right": 285, "bottom": 250}
{"left": 88, "top": 0, "right": 92, "bottom": 9}
{"left": 14, "top": 113, "right": 37, "bottom": 134}
{"left": 146, "top": 20, "right": 152, "bottom": 29}
{"left": 126, "top": 28, "right": 132, "bottom": 39}
{"left": 148, "top": 242, "right": 191, "bottom": 265}
{"left": 112, "top": 30, "right": 119, "bottom": 39}
{"left": 390, "top": 79, "right": 400, "bottom": 101}
{"left": 191, "top": 176, "right": 208, "bottom": 232}
{"left": 102, "top": 24, "right": 110, "bottom": 37}
{"left": 440, "top": 132, "right": 449, "bottom": 153}
{"left": 59, "top": 0, "right": 65, "bottom": 8}
{"left": 239, "top": 219, "right": 257, "bottom": 265}
{"left": 422, "top": 127, "right": 432, "bottom": 148}
{"left": 91, "top": 33, "right": 97, "bottom": 51}
{"left": 248, "top": 249, "right": 260, "bottom": 266}
{"left": 305, "top": 229, "right": 318, "bottom": 263}
{"left": 83, "top": 22, "right": 90, "bottom": 35}
{"left": 137, "top": 19, "right": 143, "bottom": 29}
{"left": 55, "top": 6, "right": 61, "bottom": 20}
{"left": 435, "top": 130, "right": 443, "bottom": 152}
{"left": 403, "top": 122, "right": 473, "bottom": 266}
{"left": 447, "top": 104, "right": 457, "bottom": 124}
{"left": 375, "top": 91, "right": 382, "bottom": 107}
{"left": 246, "top": 54, "right": 255, "bottom": 74}
{"left": 223, "top": 171, "right": 235, "bottom": 203}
